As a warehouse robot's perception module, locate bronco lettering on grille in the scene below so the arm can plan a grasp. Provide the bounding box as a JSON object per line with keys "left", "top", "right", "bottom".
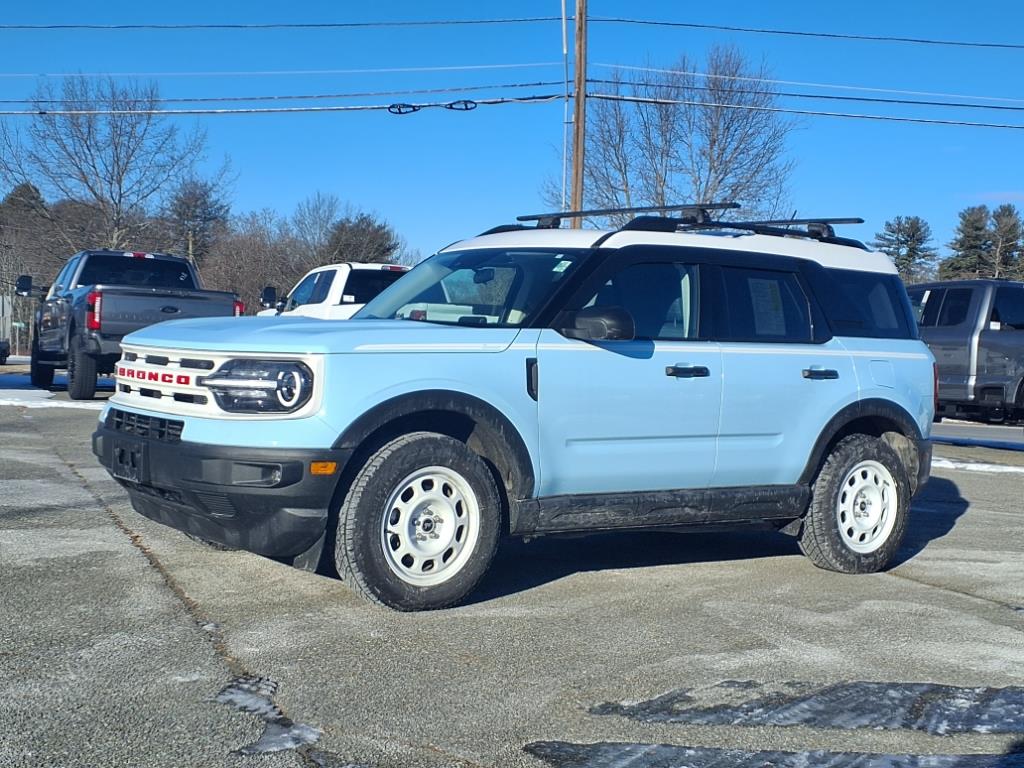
{"left": 116, "top": 366, "right": 191, "bottom": 386}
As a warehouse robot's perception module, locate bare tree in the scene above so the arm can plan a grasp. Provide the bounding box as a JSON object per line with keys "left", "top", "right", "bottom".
{"left": 570, "top": 46, "right": 794, "bottom": 223}
{"left": 0, "top": 76, "right": 205, "bottom": 249}
{"left": 292, "top": 191, "right": 341, "bottom": 267}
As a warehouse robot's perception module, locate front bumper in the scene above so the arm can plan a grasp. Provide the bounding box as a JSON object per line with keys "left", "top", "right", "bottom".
{"left": 93, "top": 419, "right": 351, "bottom": 557}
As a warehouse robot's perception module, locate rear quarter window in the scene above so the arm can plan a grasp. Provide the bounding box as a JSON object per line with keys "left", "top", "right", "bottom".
{"left": 811, "top": 268, "right": 915, "bottom": 339}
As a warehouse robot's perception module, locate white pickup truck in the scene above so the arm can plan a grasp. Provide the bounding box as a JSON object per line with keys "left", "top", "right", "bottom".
{"left": 258, "top": 262, "right": 409, "bottom": 320}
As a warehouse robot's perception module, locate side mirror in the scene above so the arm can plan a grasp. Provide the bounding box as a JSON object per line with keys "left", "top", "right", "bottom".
{"left": 274, "top": 299, "right": 287, "bottom": 313}
{"left": 259, "top": 286, "right": 277, "bottom": 309}
{"left": 560, "top": 306, "right": 635, "bottom": 342}
{"left": 15, "top": 275, "right": 32, "bottom": 297}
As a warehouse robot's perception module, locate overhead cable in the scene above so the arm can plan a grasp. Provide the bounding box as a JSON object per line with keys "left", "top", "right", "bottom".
{"left": 589, "top": 16, "right": 1024, "bottom": 51}
{"left": 0, "top": 62, "right": 562, "bottom": 79}
{"left": 0, "top": 80, "right": 563, "bottom": 105}
{"left": 0, "top": 17, "right": 562, "bottom": 30}
{"left": 589, "top": 92, "right": 1024, "bottom": 130}
{"left": 587, "top": 78, "right": 1024, "bottom": 113}
{"left": 595, "top": 63, "right": 1024, "bottom": 105}
{"left": 0, "top": 93, "right": 563, "bottom": 116}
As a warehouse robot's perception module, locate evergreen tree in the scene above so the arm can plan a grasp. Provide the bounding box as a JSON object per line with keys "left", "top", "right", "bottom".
{"left": 163, "top": 177, "right": 230, "bottom": 265}
{"left": 939, "top": 205, "right": 992, "bottom": 279}
{"left": 990, "top": 203, "right": 1022, "bottom": 279}
{"left": 871, "top": 215, "right": 937, "bottom": 282}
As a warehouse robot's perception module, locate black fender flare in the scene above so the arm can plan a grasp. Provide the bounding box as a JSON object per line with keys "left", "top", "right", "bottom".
{"left": 332, "top": 389, "right": 536, "bottom": 503}
{"left": 799, "top": 398, "right": 924, "bottom": 485}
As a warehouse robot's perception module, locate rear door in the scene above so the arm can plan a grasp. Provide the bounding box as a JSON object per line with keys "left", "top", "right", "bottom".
{"left": 712, "top": 262, "right": 857, "bottom": 488}
{"left": 536, "top": 247, "right": 722, "bottom": 497}
{"left": 38, "top": 257, "right": 79, "bottom": 353}
{"left": 978, "top": 284, "right": 1024, "bottom": 406}
{"left": 917, "top": 286, "right": 982, "bottom": 403}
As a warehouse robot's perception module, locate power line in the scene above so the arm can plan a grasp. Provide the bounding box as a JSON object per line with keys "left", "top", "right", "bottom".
{"left": 0, "top": 17, "right": 563, "bottom": 31}
{"left": 0, "top": 81, "right": 563, "bottom": 105}
{"left": 589, "top": 91, "right": 1024, "bottom": 130}
{"left": 596, "top": 63, "right": 1024, "bottom": 105}
{"left": 587, "top": 78, "right": 1024, "bottom": 113}
{"left": 0, "top": 93, "right": 564, "bottom": 116}
{"left": 589, "top": 16, "right": 1024, "bottom": 51}
{"left": 0, "top": 62, "right": 562, "bottom": 79}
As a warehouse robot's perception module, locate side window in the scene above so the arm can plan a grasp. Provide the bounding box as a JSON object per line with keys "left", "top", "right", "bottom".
{"left": 286, "top": 270, "right": 334, "bottom": 310}
{"left": 991, "top": 287, "right": 1024, "bottom": 329}
{"left": 935, "top": 288, "right": 972, "bottom": 327}
{"left": 720, "top": 267, "right": 811, "bottom": 343}
{"left": 583, "top": 262, "right": 700, "bottom": 341}
{"left": 48, "top": 259, "right": 77, "bottom": 297}
{"left": 919, "top": 287, "right": 945, "bottom": 327}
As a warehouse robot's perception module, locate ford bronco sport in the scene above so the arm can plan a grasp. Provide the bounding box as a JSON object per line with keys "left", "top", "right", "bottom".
{"left": 93, "top": 205, "right": 935, "bottom": 611}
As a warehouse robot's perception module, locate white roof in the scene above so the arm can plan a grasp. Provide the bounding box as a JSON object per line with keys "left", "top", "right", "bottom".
{"left": 303, "top": 261, "right": 408, "bottom": 272}
{"left": 444, "top": 226, "right": 894, "bottom": 274}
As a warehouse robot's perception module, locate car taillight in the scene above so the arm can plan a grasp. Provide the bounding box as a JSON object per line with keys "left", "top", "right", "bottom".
{"left": 86, "top": 291, "right": 102, "bottom": 330}
{"left": 233, "top": 300, "right": 245, "bottom": 317}
{"left": 382, "top": 265, "right": 407, "bottom": 272}
{"left": 933, "top": 362, "right": 939, "bottom": 412}
{"left": 409, "top": 309, "right": 427, "bottom": 321}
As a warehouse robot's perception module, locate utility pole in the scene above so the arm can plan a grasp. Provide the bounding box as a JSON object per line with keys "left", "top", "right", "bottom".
{"left": 569, "top": 0, "right": 587, "bottom": 227}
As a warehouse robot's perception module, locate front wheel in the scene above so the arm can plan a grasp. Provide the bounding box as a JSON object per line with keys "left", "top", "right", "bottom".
{"left": 334, "top": 432, "right": 502, "bottom": 611}
{"left": 799, "top": 434, "right": 911, "bottom": 574}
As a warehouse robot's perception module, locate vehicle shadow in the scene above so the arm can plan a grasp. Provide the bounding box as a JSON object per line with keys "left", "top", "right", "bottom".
{"left": 892, "top": 475, "right": 970, "bottom": 566}
{"left": 471, "top": 526, "right": 801, "bottom": 604}
{"left": 472, "top": 476, "right": 969, "bottom": 603}
{"left": 0, "top": 371, "right": 114, "bottom": 394}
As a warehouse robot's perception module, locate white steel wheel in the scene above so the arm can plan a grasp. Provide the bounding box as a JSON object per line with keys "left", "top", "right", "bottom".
{"left": 835, "top": 459, "right": 898, "bottom": 554}
{"left": 380, "top": 466, "right": 481, "bottom": 586}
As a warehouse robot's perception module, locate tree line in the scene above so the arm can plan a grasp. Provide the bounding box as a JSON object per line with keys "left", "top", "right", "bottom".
{"left": 871, "top": 204, "right": 1023, "bottom": 284}
{"left": 0, "top": 76, "right": 414, "bottom": 331}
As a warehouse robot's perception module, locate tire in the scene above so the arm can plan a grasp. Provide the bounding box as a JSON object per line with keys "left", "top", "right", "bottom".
{"left": 30, "top": 338, "right": 54, "bottom": 389}
{"left": 798, "top": 434, "right": 911, "bottom": 574}
{"left": 334, "top": 431, "right": 502, "bottom": 611}
{"left": 67, "top": 337, "right": 98, "bottom": 400}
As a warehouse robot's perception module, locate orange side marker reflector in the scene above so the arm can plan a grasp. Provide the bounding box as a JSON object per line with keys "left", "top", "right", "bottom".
{"left": 310, "top": 461, "right": 338, "bottom": 476}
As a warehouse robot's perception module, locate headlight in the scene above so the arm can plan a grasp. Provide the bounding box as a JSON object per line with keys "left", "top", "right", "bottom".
{"left": 201, "top": 360, "right": 313, "bottom": 413}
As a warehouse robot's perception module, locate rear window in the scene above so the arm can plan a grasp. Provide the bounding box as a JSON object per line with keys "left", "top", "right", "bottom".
{"left": 991, "top": 286, "right": 1024, "bottom": 329}
{"left": 936, "top": 288, "right": 972, "bottom": 327}
{"left": 811, "top": 268, "right": 915, "bottom": 339}
{"left": 719, "top": 267, "right": 812, "bottom": 343}
{"left": 77, "top": 255, "right": 196, "bottom": 289}
{"left": 342, "top": 270, "right": 407, "bottom": 304}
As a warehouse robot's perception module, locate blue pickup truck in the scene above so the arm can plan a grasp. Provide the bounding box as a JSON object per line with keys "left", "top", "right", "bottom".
{"left": 93, "top": 207, "right": 935, "bottom": 610}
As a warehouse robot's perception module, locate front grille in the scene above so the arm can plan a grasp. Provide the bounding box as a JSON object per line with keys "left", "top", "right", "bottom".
{"left": 107, "top": 408, "right": 184, "bottom": 443}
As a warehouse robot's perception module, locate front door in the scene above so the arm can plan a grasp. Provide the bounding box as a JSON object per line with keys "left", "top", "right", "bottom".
{"left": 536, "top": 257, "right": 721, "bottom": 497}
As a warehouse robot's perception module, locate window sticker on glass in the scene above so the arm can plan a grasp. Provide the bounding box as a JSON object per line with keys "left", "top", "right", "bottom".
{"left": 553, "top": 260, "right": 572, "bottom": 273}
{"left": 748, "top": 278, "right": 786, "bottom": 336}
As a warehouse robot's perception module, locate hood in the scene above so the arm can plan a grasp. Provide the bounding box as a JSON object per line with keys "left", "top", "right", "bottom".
{"left": 123, "top": 316, "right": 523, "bottom": 354}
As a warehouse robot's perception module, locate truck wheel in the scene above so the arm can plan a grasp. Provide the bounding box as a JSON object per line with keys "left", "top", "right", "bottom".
{"left": 798, "top": 434, "right": 911, "bottom": 574}
{"left": 30, "top": 339, "right": 54, "bottom": 389}
{"left": 334, "top": 431, "right": 502, "bottom": 611}
{"left": 67, "top": 338, "right": 98, "bottom": 400}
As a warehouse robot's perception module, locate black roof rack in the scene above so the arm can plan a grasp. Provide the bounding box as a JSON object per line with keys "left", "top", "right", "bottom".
{"left": 620, "top": 214, "right": 868, "bottom": 250}
{"left": 515, "top": 202, "right": 740, "bottom": 229}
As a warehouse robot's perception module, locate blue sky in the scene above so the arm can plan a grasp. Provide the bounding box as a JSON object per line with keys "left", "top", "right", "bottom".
{"left": 1, "top": 0, "right": 1023, "bottom": 260}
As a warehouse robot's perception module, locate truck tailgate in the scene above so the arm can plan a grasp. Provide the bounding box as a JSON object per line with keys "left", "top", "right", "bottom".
{"left": 95, "top": 285, "right": 237, "bottom": 338}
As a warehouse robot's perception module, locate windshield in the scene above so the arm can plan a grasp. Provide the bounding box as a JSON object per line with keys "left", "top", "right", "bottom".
{"left": 77, "top": 255, "right": 196, "bottom": 289}
{"left": 356, "top": 248, "right": 588, "bottom": 326}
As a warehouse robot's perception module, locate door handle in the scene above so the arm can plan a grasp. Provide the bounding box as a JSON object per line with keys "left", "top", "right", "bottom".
{"left": 666, "top": 364, "right": 710, "bottom": 378}
{"left": 802, "top": 367, "right": 839, "bottom": 380}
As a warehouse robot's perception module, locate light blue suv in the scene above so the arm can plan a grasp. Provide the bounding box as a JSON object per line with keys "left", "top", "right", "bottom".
{"left": 93, "top": 207, "right": 935, "bottom": 610}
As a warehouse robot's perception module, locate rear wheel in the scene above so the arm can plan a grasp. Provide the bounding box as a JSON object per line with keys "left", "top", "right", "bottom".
{"left": 799, "top": 434, "right": 910, "bottom": 573}
{"left": 334, "top": 431, "right": 502, "bottom": 611}
{"left": 67, "top": 337, "right": 97, "bottom": 400}
{"left": 30, "top": 337, "right": 54, "bottom": 389}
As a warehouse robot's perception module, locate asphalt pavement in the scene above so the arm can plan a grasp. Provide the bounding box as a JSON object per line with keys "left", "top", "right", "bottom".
{"left": 1, "top": 379, "right": 1023, "bottom": 768}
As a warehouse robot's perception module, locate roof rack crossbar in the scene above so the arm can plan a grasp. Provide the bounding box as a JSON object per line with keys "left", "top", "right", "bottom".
{"left": 516, "top": 202, "right": 739, "bottom": 224}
